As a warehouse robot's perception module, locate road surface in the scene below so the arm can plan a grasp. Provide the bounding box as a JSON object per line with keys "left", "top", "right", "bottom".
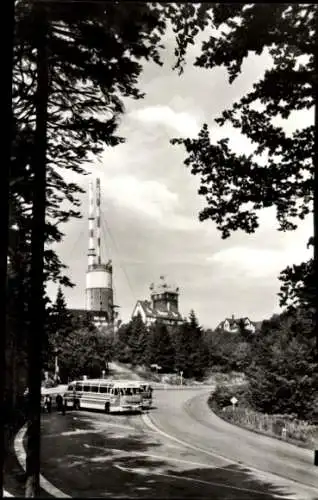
{"left": 9, "top": 387, "right": 317, "bottom": 499}
{"left": 148, "top": 389, "right": 318, "bottom": 493}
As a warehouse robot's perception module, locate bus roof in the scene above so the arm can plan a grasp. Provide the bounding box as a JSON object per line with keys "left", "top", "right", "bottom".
{"left": 68, "top": 379, "right": 152, "bottom": 388}
{"left": 69, "top": 379, "right": 113, "bottom": 385}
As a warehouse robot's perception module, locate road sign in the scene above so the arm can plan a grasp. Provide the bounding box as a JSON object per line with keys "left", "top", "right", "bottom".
{"left": 230, "top": 396, "right": 238, "bottom": 406}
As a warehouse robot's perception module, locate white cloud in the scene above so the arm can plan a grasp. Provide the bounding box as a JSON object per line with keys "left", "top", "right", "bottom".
{"left": 129, "top": 105, "right": 200, "bottom": 137}
{"left": 102, "top": 174, "right": 178, "bottom": 219}
{"left": 208, "top": 244, "right": 311, "bottom": 279}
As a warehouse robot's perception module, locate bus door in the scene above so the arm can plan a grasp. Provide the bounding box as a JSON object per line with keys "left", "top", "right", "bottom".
{"left": 110, "top": 387, "right": 120, "bottom": 409}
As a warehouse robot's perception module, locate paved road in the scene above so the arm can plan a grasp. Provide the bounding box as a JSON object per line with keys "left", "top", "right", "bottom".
{"left": 148, "top": 389, "right": 318, "bottom": 496}
{"left": 11, "top": 388, "right": 317, "bottom": 499}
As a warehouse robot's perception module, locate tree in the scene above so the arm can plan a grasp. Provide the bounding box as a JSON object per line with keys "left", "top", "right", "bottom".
{"left": 113, "top": 323, "right": 133, "bottom": 363}
{"left": 45, "top": 286, "right": 73, "bottom": 373}
{"left": 170, "top": 4, "right": 316, "bottom": 318}
{"left": 128, "top": 313, "right": 149, "bottom": 366}
{"left": 58, "top": 328, "right": 110, "bottom": 382}
{"left": 48, "top": 286, "right": 73, "bottom": 339}
{"left": 25, "top": 6, "right": 49, "bottom": 495}
{"left": 184, "top": 311, "right": 209, "bottom": 380}
{"left": 146, "top": 321, "right": 175, "bottom": 373}
{"left": 246, "top": 309, "right": 318, "bottom": 421}
{"left": 1, "top": 0, "right": 15, "bottom": 493}
{"left": 10, "top": 0, "right": 170, "bottom": 293}
{"left": 173, "top": 321, "right": 193, "bottom": 377}
{"left": 10, "top": 4, "right": 172, "bottom": 495}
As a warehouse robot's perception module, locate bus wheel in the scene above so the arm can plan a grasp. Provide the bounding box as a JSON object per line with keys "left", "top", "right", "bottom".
{"left": 73, "top": 399, "right": 80, "bottom": 410}
{"left": 105, "top": 402, "right": 110, "bottom": 414}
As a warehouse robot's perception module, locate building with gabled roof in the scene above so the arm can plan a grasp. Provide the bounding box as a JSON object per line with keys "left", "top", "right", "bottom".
{"left": 215, "top": 314, "right": 260, "bottom": 334}
{"left": 132, "top": 276, "right": 183, "bottom": 327}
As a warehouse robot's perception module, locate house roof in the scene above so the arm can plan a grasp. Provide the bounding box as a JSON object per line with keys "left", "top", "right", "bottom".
{"left": 216, "top": 316, "right": 260, "bottom": 331}
{"left": 136, "top": 300, "right": 183, "bottom": 322}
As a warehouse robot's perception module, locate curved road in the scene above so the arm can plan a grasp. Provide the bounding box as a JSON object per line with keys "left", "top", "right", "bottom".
{"left": 10, "top": 388, "right": 318, "bottom": 499}
{"left": 147, "top": 389, "right": 318, "bottom": 494}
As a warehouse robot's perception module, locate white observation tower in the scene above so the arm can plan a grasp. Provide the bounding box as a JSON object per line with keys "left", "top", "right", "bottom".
{"left": 85, "top": 177, "right": 114, "bottom": 324}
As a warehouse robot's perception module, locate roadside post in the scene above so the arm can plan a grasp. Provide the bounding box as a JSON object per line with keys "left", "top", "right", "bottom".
{"left": 314, "top": 427, "right": 318, "bottom": 466}
{"left": 230, "top": 396, "right": 238, "bottom": 418}
{"left": 180, "top": 371, "right": 183, "bottom": 386}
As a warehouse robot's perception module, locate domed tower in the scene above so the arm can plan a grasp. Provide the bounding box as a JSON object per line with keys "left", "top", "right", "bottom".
{"left": 149, "top": 275, "right": 179, "bottom": 314}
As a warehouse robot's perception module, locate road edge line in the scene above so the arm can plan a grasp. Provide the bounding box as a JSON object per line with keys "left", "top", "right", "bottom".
{"left": 14, "top": 424, "right": 71, "bottom": 498}
{"left": 141, "top": 412, "right": 234, "bottom": 465}
{"left": 3, "top": 490, "right": 13, "bottom": 497}
{"left": 142, "top": 410, "right": 318, "bottom": 493}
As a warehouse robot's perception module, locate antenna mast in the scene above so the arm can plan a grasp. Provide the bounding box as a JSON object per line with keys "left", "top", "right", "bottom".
{"left": 96, "top": 177, "right": 101, "bottom": 265}
{"left": 87, "top": 177, "right": 96, "bottom": 268}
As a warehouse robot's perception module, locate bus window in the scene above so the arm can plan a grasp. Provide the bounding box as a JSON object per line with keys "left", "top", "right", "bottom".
{"left": 90, "top": 385, "right": 99, "bottom": 393}
{"left": 83, "top": 385, "right": 90, "bottom": 392}
{"left": 100, "top": 385, "right": 108, "bottom": 394}
{"left": 76, "top": 383, "right": 83, "bottom": 391}
{"left": 68, "top": 384, "right": 74, "bottom": 391}
{"left": 112, "top": 388, "right": 119, "bottom": 396}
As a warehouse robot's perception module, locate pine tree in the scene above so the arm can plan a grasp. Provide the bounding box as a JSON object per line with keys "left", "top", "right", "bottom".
{"left": 146, "top": 321, "right": 175, "bottom": 373}
{"left": 11, "top": 3, "right": 173, "bottom": 495}
{"left": 128, "top": 314, "right": 149, "bottom": 366}
{"left": 173, "top": 320, "right": 192, "bottom": 377}
{"left": 187, "top": 311, "right": 209, "bottom": 380}
{"left": 45, "top": 286, "right": 73, "bottom": 373}
{"left": 114, "top": 323, "right": 133, "bottom": 363}
{"left": 50, "top": 286, "right": 72, "bottom": 337}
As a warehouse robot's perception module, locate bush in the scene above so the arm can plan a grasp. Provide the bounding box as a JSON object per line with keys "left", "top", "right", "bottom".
{"left": 208, "top": 384, "right": 318, "bottom": 447}
{"left": 210, "top": 383, "right": 249, "bottom": 410}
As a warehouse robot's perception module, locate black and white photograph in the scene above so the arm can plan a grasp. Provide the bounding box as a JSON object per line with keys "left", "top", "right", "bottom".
{"left": 2, "top": 1, "right": 318, "bottom": 498}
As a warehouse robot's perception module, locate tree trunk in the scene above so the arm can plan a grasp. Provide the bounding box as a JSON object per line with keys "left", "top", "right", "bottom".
{"left": 314, "top": 11, "right": 318, "bottom": 360}
{"left": 25, "top": 7, "right": 49, "bottom": 498}
{"left": 0, "top": 0, "right": 15, "bottom": 496}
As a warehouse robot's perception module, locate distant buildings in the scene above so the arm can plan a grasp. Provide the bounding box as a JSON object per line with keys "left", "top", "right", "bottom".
{"left": 132, "top": 276, "right": 183, "bottom": 327}
{"left": 68, "top": 309, "right": 109, "bottom": 329}
{"left": 216, "top": 314, "right": 260, "bottom": 334}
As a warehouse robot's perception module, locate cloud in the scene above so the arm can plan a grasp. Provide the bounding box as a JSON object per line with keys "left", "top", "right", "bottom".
{"left": 208, "top": 244, "right": 311, "bottom": 279}
{"left": 101, "top": 174, "right": 178, "bottom": 219}
{"left": 129, "top": 105, "right": 200, "bottom": 137}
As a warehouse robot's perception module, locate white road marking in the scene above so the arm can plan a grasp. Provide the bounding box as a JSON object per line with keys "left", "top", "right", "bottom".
{"left": 3, "top": 490, "right": 13, "bottom": 497}
{"left": 142, "top": 413, "right": 318, "bottom": 498}
{"left": 142, "top": 413, "right": 234, "bottom": 466}
{"left": 14, "top": 425, "right": 70, "bottom": 498}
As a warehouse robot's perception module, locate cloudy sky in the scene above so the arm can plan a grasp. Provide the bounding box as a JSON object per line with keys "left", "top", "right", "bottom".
{"left": 46, "top": 25, "right": 313, "bottom": 329}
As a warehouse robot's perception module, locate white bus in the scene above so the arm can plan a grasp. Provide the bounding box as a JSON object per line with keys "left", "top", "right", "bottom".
{"left": 63, "top": 379, "right": 143, "bottom": 413}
